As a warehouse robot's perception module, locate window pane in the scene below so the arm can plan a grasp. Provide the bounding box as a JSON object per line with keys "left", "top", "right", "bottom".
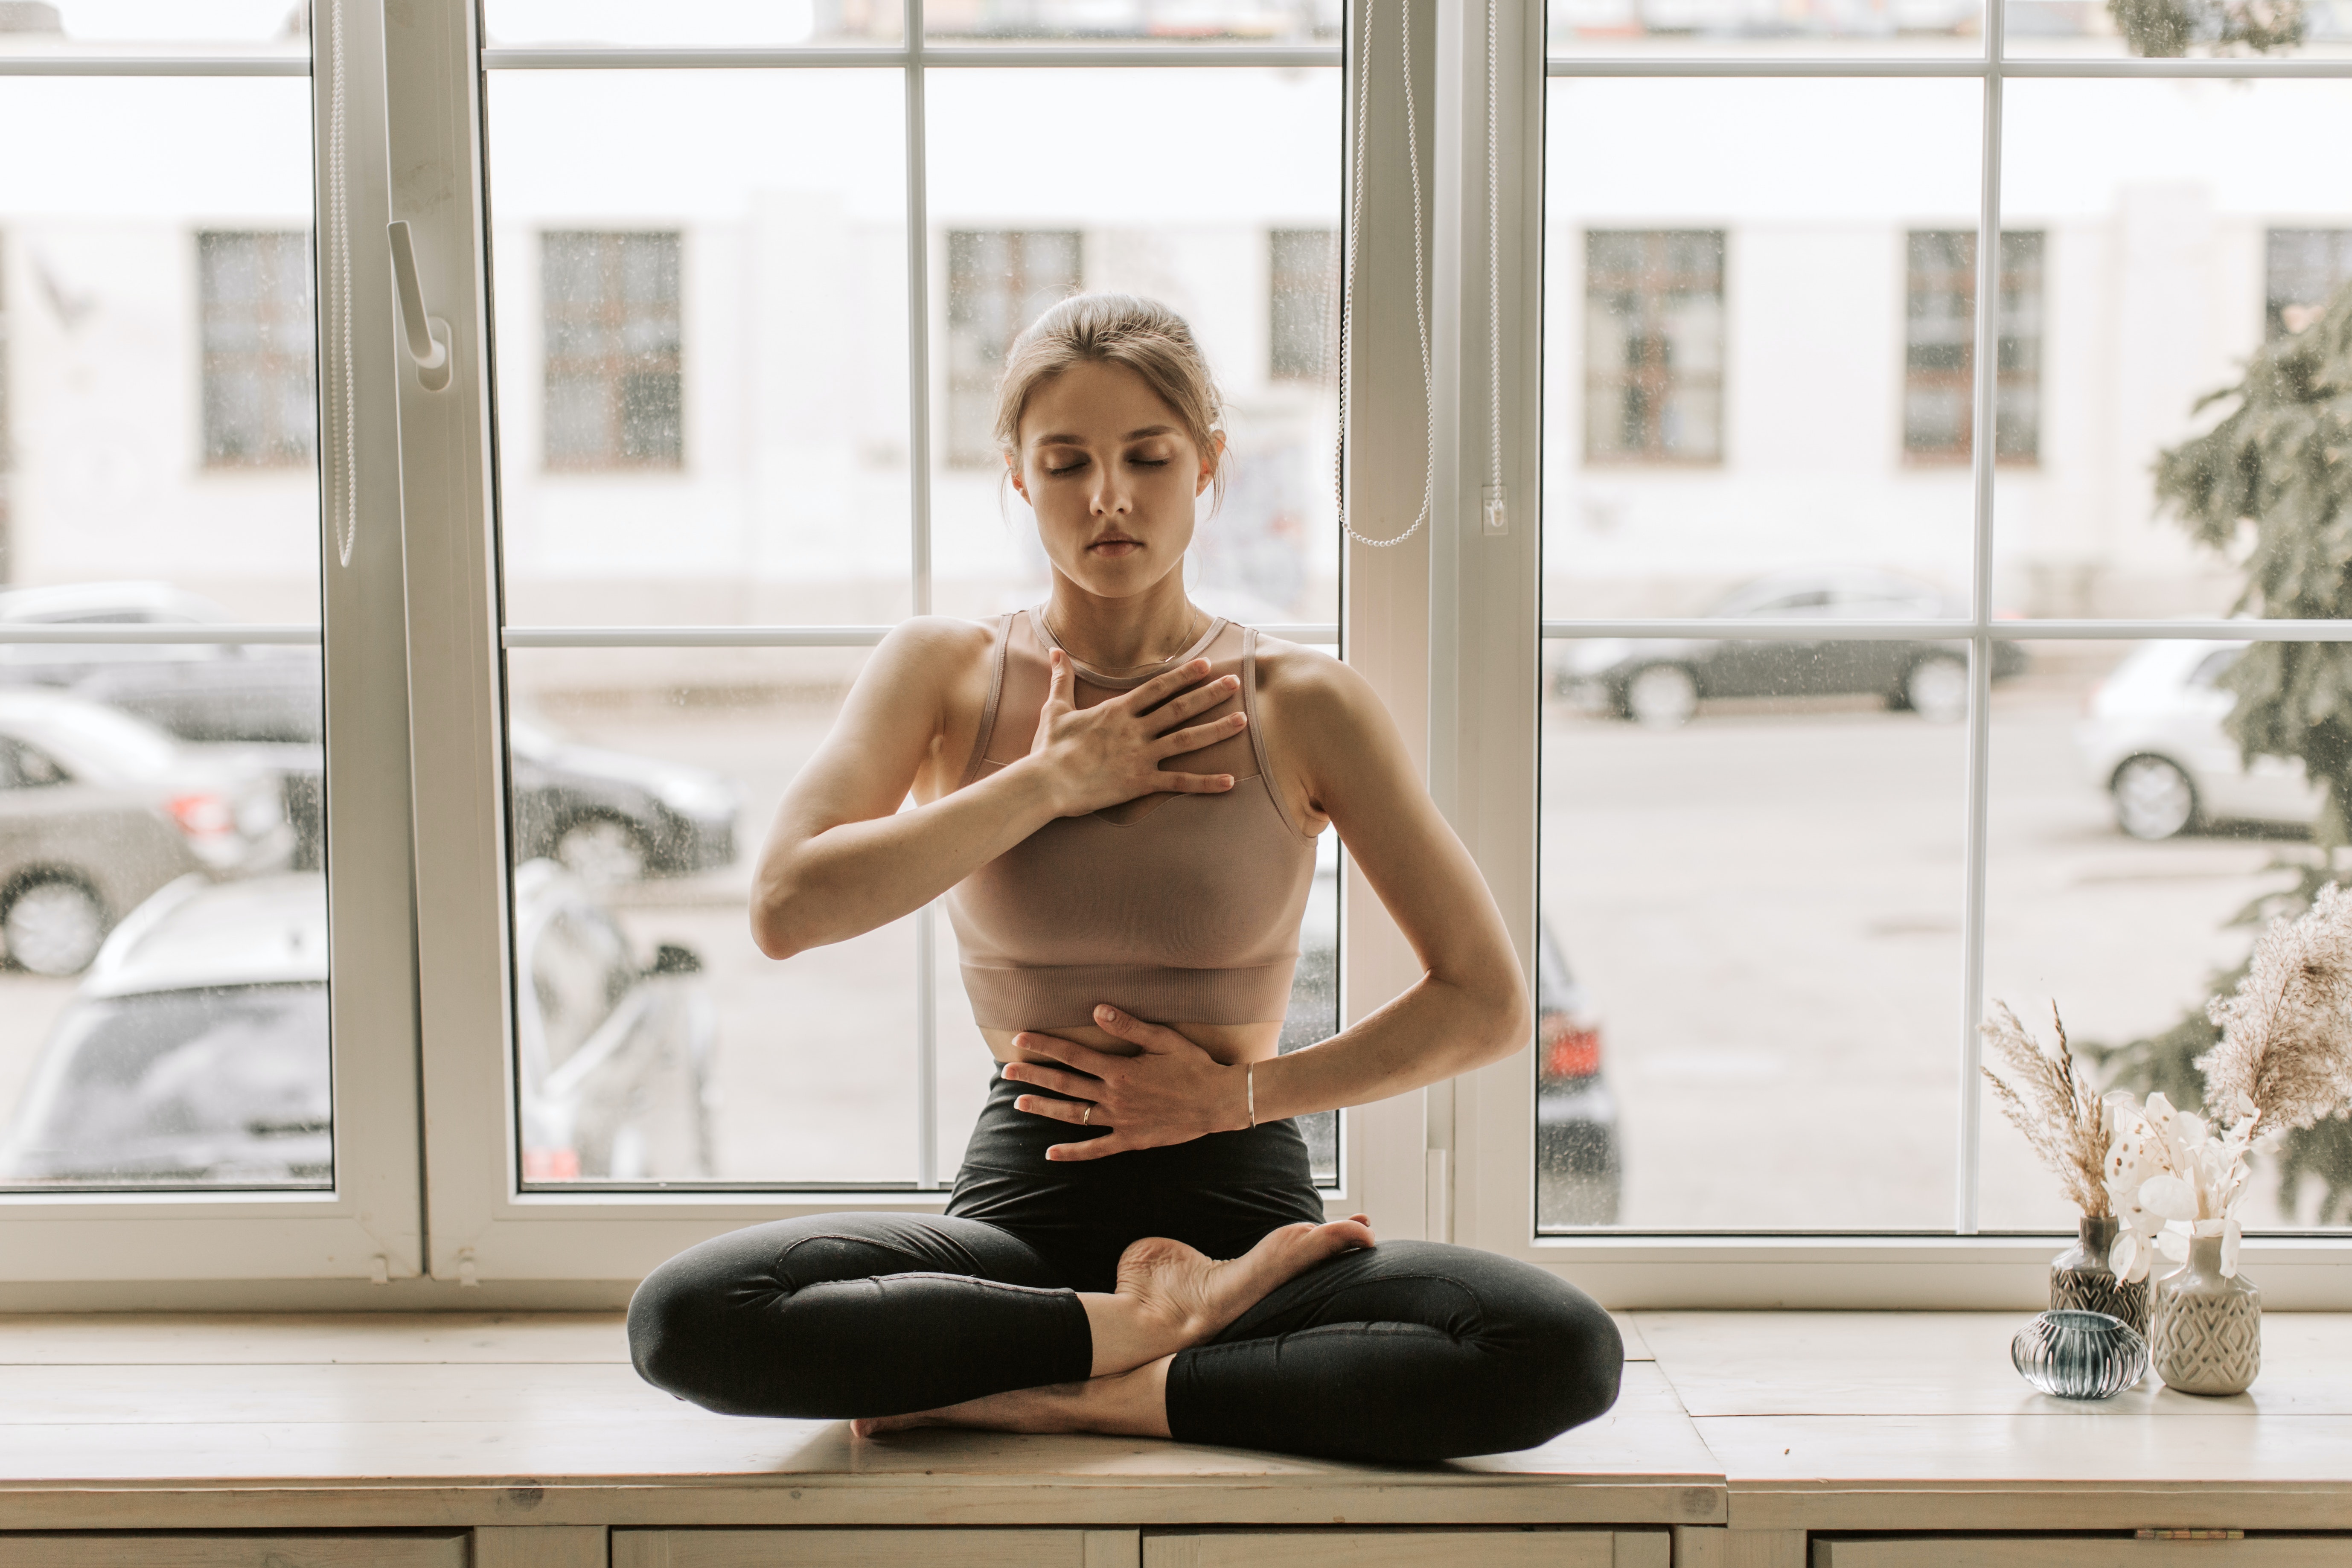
{"left": 1979, "top": 638, "right": 2343, "bottom": 1231}
{"left": 1538, "top": 636, "right": 1971, "bottom": 1230}
{"left": 482, "top": 70, "right": 912, "bottom": 626}
{"left": 1544, "top": 79, "right": 1983, "bottom": 622}
{"left": 484, "top": 0, "right": 905, "bottom": 47}
{"left": 926, "top": 68, "right": 1341, "bottom": 626}
{"left": 0, "top": 2, "right": 309, "bottom": 52}
{"left": 1548, "top": 0, "right": 1985, "bottom": 58}
{"left": 1995, "top": 80, "right": 2352, "bottom": 619}
{"left": 505, "top": 646, "right": 927, "bottom": 1186}
{"left": 0, "top": 71, "right": 331, "bottom": 1191}
{"left": 2000, "top": 0, "right": 2352, "bottom": 60}
{"left": 926, "top": 0, "right": 1338, "bottom": 43}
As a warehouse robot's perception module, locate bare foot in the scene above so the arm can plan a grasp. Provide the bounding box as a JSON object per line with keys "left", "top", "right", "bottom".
{"left": 1111, "top": 1213, "right": 1374, "bottom": 1356}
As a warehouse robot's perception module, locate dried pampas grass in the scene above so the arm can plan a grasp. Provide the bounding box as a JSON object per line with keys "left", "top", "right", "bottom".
{"left": 2201, "top": 879, "right": 2352, "bottom": 1135}
{"left": 1982, "top": 1001, "right": 2111, "bottom": 1216}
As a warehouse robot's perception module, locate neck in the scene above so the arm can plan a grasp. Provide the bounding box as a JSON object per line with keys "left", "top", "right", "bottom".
{"left": 1042, "top": 575, "right": 1202, "bottom": 672}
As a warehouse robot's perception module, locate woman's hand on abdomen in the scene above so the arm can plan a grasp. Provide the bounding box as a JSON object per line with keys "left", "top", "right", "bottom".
{"left": 999, "top": 1004, "right": 1255, "bottom": 1161}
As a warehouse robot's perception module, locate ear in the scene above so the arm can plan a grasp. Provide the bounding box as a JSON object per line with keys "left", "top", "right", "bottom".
{"left": 1195, "top": 431, "right": 1225, "bottom": 497}
{"left": 1005, "top": 449, "right": 1028, "bottom": 502}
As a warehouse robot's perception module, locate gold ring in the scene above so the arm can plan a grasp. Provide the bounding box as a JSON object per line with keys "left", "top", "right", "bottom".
{"left": 1082, "top": 1105, "right": 1094, "bottom": 1126}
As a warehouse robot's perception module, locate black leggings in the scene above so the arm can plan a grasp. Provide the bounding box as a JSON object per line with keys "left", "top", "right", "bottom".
{"left": 629, "top": 1068, "right": 1624, "bottom": 1463}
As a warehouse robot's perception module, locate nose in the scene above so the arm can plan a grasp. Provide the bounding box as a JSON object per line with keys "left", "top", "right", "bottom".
{"left": 1087, "top": 466, "right": 1132, "bottom": 518}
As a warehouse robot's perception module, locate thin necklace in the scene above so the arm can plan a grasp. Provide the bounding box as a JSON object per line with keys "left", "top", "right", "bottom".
{"left": 1041, "top": 606, "right": 1205, "bottom": 675}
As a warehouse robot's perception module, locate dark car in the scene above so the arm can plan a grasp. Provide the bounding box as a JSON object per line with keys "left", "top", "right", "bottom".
{"left": 0, "top": 583, "right": 737, "bottom": 884}
{"left": 0, "top": 863, "right": 715, "bottom": 1186}
{"left": 1534, "top": 922, "right": 1618, "bottom": 1227}
{"left": 1553, "top": 568, "right": 2029, "bottom": 728}
{"left": 1285, "top": 836, "right": 1621, "bottom": 1217}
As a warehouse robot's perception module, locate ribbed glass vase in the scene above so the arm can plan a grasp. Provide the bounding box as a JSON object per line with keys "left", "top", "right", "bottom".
{"left": 2011, "top": 1309, "right": 2148, "bottom": 1400}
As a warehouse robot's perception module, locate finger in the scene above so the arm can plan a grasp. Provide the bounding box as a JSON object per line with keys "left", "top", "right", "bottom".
{"left": 1013, "top": 1093, "right": 1099, "bottom": 1125}
{"left": 1155, "top": 713, "right": 1248, "bottom": 756}
{"left": 1151, "top": 673, "right": 1242, "bottom": 725}
{"left": 1042, "top": 648, "right": 1074, "bottom": 713}
{"left": 1001, "top": 1060, "right": 1099, "bottom": 1099}
{"left": 1012, "top": 1031, "right": 1126, "bottom": 1077}
{"left": 1147, "top": 769, "right": 1237, "bottom": 794}
{"left": 1091, "top": 1004, "right": 1193, "bottom": 1053}
{"left": 1047, "top": 1133, "right": 1132, "bottom": 1162}
{"left": 1121, "top": 657, "right": 1215, "bottom": 712}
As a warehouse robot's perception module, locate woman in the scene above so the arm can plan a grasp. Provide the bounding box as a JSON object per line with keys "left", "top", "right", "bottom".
{"left": 628, "top": 294, "right": 1622, "bottom": 1464}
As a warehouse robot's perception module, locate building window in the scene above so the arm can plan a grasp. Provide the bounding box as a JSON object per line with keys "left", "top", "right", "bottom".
{"left": 197, "top": 230, "right": 315, "bottom": 468}
{"left": 1583, "top": 230, "right": 1724, "bottom": 464}
{"left": 1903, "top": 229, "right": 2043, "bottom": 464}
{"left": 2267, "top": 229, "right": 2352, "bottom": 340}
{"left": 542, "top": 231, "right": 684, "bottom": 471}
{"left": 1269, "top": 228, "right": 1337, "bottom": 383}
{"left": 945, "top": 230, "right": 1081, "bottom": 468}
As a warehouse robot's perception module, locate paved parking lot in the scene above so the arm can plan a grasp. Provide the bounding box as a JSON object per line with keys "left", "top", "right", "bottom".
{"left": 0, "top": 656, "right": 2331, "bottom": 1231}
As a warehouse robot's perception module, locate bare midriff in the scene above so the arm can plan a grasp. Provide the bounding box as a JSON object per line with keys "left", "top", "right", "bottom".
{"left": 985, "top": 1020, "right": 1283, "bottom": 1069}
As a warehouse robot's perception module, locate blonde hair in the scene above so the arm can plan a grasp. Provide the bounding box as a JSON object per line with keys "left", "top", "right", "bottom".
{"left": 993, "top": 293, "right": 1227, "bottom": 511}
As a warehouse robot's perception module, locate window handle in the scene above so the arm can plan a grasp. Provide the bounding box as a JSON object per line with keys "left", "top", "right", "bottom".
{"left": 387, "top": 220, "right": 453, "bottom": 392}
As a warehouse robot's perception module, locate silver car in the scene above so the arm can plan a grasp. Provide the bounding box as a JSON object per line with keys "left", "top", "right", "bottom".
{"left": 0, "top": 690, "right": 292, "bottom": 975}
{"left": 0, "top": 863, "right": 716, "bottom": 1187}
{"left": 2077, "top": 640, "right": 2323, "bottom": 841}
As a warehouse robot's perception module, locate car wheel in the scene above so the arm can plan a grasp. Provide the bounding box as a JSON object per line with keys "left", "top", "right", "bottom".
{"left": 1624, "top": 664, "right": 1699, "bottom": 730}
{"left": 2113, "top": 755, "right": 2198, "bottom": 841}
{"left": 554, "top": 815, "right": 649, "bottom": 886}
{"left": 1904, "top": 655, "right": 1970, "bottom": 723}
{"left": 2, "top": 879, "right": 108, "bottom": 977}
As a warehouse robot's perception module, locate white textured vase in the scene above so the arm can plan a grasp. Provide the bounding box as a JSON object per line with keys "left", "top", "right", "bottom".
{"left": 2148, "top": 1235, "right": 2261, "bottom": 1396}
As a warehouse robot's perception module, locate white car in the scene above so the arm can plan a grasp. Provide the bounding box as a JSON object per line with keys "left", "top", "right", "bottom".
{"left": 0, "top": 864, "right": 714, "bottom": 1187}
{"left": 2076, "top": 640, "right": 2323, "bottom": 841}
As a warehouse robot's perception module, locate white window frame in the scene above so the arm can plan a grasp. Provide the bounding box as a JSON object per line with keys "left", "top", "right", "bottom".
{"left": 1448, "top": 0, "right": 2352, "bottom": 1308}
{"left": 390, "top": 0, "right": 1445, "bottom": 1284}
{"left": 0, "top": 17, "right": 426, "bottom": 1294}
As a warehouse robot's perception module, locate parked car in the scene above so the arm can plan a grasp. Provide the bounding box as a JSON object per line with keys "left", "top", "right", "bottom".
{"left": 1284, "top": 835, "right": 1620, "bottom": 1219}
{"left": 0, "top": 583, "right": 737, "bottom": 883}
{"left": 1554, "top": 568, "right": 2029, "bottom": 728}
{"left": 1534, "top": 921, "right": 1619, "bottom": 1227}
{"left": 0, "top": 691, "right": 293, "bottom": 975}
{"left": 0, "top": 862, "right": 715, "bottom": 1186}
{"left": 507, "top": 719, "right": 740, "bottom": 884}
{"left": 2076, "top": 639, "right": 2322, "bottom": 841}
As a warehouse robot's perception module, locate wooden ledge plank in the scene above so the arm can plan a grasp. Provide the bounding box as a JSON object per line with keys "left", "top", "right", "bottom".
{"left": 0, "top": 1313, "right": 630, "bottom": 1366}
{"left": 0, "top": 1476, "right": 1728, "bottom": 1532}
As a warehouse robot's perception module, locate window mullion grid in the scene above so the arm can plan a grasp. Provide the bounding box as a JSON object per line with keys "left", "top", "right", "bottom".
{"left": 1955, "top": 3, "right": 2008, "bottom": 1238}
{"left": 904, "top": 0, "right": 944, "bottom": 1189}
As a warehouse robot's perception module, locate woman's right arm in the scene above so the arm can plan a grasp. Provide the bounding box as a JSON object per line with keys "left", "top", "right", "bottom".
{"left": 750, "top": 618, "right": 1247, "bottom": 959}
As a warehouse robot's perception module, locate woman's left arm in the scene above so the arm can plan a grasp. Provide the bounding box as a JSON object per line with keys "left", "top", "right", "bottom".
{"left": 1009, "top": 648, "right": 1531, "bottom": 1158}
{"left": 1237, "top": 647, "right": 1532, "bottom": 1120}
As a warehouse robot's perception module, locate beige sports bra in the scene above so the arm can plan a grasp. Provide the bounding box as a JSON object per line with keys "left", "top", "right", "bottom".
{"left": 943, "top": 608, "right": 1322, "bottom": 1031}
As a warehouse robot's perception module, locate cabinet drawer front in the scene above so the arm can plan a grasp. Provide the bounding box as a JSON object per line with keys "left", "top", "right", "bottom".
{"left": 1145, "top": 1528, "right": 1621, "bottom": 1568}
{"left": 0, "top": 1535, "right": 468, "bottom": 1568}
{"left": 1817, "top": 1541, "right": 2352, "bottom": 1568}
{"left": 614, "top": 1529, "right": 1122, "bottom": 1568}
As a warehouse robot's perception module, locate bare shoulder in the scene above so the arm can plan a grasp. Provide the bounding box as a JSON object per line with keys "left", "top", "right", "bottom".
{"left": 872, "top": 614, "right": 997, "bottom": 677}
{"left": 1253, "top": 635, "right": 1386, "bottom": 733}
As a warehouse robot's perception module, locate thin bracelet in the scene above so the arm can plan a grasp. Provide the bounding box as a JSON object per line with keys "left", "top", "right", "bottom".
{"left": 1246, "top": 1061, "right": 1256, "bottom": 1130}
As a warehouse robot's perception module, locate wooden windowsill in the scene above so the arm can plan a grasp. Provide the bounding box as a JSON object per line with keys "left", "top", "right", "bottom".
{"left": 0, "top": 1309, "right": 2344, "bottom": 1535}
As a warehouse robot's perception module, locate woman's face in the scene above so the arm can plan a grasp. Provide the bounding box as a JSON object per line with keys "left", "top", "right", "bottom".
{"left": 1008, "top": 360, "right": 1217, "bottom": 602}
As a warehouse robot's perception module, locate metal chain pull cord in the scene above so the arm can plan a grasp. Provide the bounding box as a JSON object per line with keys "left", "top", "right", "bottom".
{"left": 1334, "top": 0, "right": 1435, "bottom": 551}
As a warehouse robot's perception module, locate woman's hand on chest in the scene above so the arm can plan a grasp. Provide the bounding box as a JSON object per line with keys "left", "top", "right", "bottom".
{"left": 1025, "top": 650, "right": 1252, "bottom": 817}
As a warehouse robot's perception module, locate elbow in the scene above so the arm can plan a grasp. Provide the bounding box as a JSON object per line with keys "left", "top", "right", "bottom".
{"left": 1476, "top": 976, "right": 1534, "bottom": 1070}
{"left": 748, "top": 874, "right": 815, "bottom": 960}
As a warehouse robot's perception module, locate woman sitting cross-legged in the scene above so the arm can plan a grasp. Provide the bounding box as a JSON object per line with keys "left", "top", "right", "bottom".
{"left": 626, "top": 293, "right": 1624, "bottom": 1464}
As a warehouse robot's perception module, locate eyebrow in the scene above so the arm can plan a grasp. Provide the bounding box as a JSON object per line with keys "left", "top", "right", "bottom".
{"left": 1033, "top": 425, "right": 1176, "bottom": 445}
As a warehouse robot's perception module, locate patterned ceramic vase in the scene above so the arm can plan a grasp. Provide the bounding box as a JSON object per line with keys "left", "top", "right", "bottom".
{"left": 2148, "top": 1235, "right": 2261, "bottom": 1396}
{"left": 2050, "top": 1215, "right": 2149, "bottom": 1337}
